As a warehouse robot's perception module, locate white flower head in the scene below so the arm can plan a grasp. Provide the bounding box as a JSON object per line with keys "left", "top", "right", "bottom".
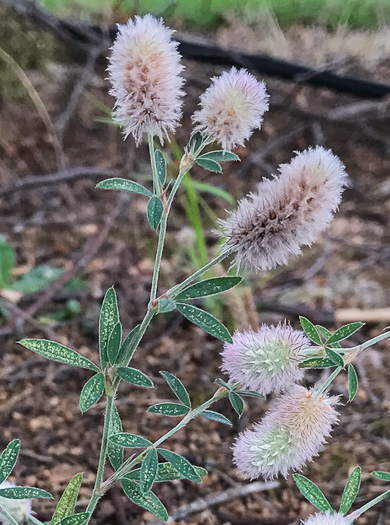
{"left": 221, "top": 323, "right": 309, "bottom": 395}
{"left": 108, "top": 14, "right": 185, "bottom": 145}
{"left": 302, "top": 512, "right": 351, "bottom": 525}
{"left": 192, "top": 67, "right": 269, "bottom": 151}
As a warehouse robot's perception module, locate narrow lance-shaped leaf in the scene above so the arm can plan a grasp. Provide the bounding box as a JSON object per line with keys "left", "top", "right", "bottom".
{"left": 109, "top": 433, "right": 152, "bottom": 448}
{"left": 57, "top": 513, "right": 90, "bottom": 525}
{"left": 117, "top": 367, "right": 154, "bottom": 388}
{"left": 196, "top": 158, "right": 222, "bottom": 173}
{"left": 107, "top": 322, "right": 122, "bottom": 366}
{"left": 201, "top": 410, "right": 232, "bottom": 426}
{"left": 155, "top": 150, "right": 166, "bottom": 185}
{"left": 372, "top": 471, "right": 390, "bottom": 481}
{"left": 51, "top": 473, "right": 83, "bottom": 525}
{"left": 79, "top": 373, "right": 105, "bottom": 413}
{"left": 121, "top": 480, "right": 168, "bottom": 521}
{"left": 339, "top": 466, "right": 361, "bottom": 514}
{"left": 0, "top": 487, "right": 53, "bottom": 500}
{"left": 316, "top": 325, "right": 342, "bottom": 348}
{"left": 299, "top": 357, "right": 336, "bottom": 369}
{"left": 175, "top": 276, "right": 242, "bottom": 301}
{"left": 235, "top": 390, "right": 265, "bottom": 399}
{"left": 158, "top": 449, "right": 202, "bottom": 483}
{"left": 326, "top": 323, "right": 365, "bottom": 345}
{"left": 197, "top": 151, "right": 240, "bottom": 162}
{"left": 99, "top": 287, "right": 119, "bottom": 369}
{"left": 140, "top": 448, "right": 158, "bottom": 493}
{"left": 293, "top": 474, "right": 333, "bottom": 513}
{"left": 189, "top": 132, "right": 203, "bottom": 153}
{"left": 348, "top": 364, "right": 358, "bottom": 402}
{"left": 160, "top": 371, "right": 190, "bottom": 407}
{"left": 148, "top": 403, "right": 189, "bottom": 417}
{"left": 96, "top": 178, "right": 152, "bottom": 197}
{"left": 325, "top": 348, "right": 344, "bottom": 368}
{"left": 19, "top": 340, "right": 100, "bottom": 373}
{"left": 108, "top": 405, "right": 123, "bottom": 471}
{"left": 147, "top": 197, "right": 164, "bottom": 230}
{"left": 0, "top": 440, "right": 20, "bottom": 484}
{"left": 117, "top": 324, "right": 140, "bottom": 366}
{"left": 299, "top": 317, "right": 322, "bottom": 346}
{"left": 229, "top": 391, "right": 244, "bottom": 416}
{"left": 125, "top": 463, "right": 207, "bottom": 483}
{"left": 176, "top": 302, "right": 232, "bottom": 343}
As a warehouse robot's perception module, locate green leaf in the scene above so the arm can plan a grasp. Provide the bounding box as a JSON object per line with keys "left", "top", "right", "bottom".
{"left": 325, "top": 348, "right": 344, "bottom": 368}
{"left": 155, "top": 150, "right": 166, "bottom": 185}
{"left": 0, "top": 238, "right": 14, "bottom": 288}
{"left": 326, "top": 323, "right": 365, "bottom": 345}
{"left": 196, "top": 158, "right": 222, "bottom": 173}
{"left": 51, "top": 473, "right": 83, "bottom": 525}
{"left": 189, "top": 181, "right": 235, "bottom": 204}
{"left": 12, "top": 265, "right": 62, "bottom": 294}
{"left": 348, "top": 364, "right": 358, "bottom": 402}
{"left": 108, "top": 405, "right": 123, "bottom": 471}
{"left": 125, "top": 463, "right": 207, "bottom": 483}
{"left": 214, "top": 378, "right": 230, "bottom": 389}
{"left": 96, "top": 178, "right": 152, "bottom": 197}
{"left": 160, "top": 371, "right": 190, "bottom": 407}
{"left": 299, "top": 317, "right": 322, "bottom": 345}
{"left": 147, "top": 197, "right": 164, "bottom": 230}
{"left": 201, "top": 410, "right": 232, "bottom": 426}
{"left": 107, "top": 322, "right": 122, "bottom": 366}
{"left": 176, "top": 302, "right": 232, "bottom": 343}
{"left": 197, "top": 151, "right": 240, "bottom": 162}
{"left": 189, "top": 132, "right": 203, "bottom": 153}
{"left": 340, "top": 466, "right": 361, "bottom": 514}
{"left": 79, "top": 373, "right": 105, "bottom": 413}
{"left": 175, "top": 277, "right": 242, "bottom": 301}
{"left": 316, "top": 325, "right": 342, "bottom": 348}
{"left": 372, "top": 471, "right": 390, "bottom": 481}
{"left": 117, "top": 367, "right": 154, "bottom": 388}
{"left": 0, "top": 487, "right": 53, "bottom": 499}
{"left": 57, "top": 513, "right": 90, "bottom": 525}
{"left": 117, "top": 324, "right": 140, "bottom": 366}
{"left": 0, "top": 440, "right": 20, "bottom": 484}
{"left": 148, "top": 402, "right": 189, "bottom": 417}
{"left": 157, "top": 449, "right": 202, "bottom": 483}
{"left": 140, "top": 448, "right": 158, "bottom": 493}
{"left": 121, "top": 479, "right": 168, "bottom": 521}
{"left": 158, "top": 298, "right": 176, "bottom": 313}
{"left": 109, "top": 433, "right": 152, "bottom": 448}
{"left": 299, "top": 357, "right": 336, "bottom": 369}
{"left": 229, "top": 391, "right": 244, "bottom": 416}
{"left": 293, "top": 474, "right": 333, "bottom": 513}
{"left": 18, "top": 339, "right": 100, "bottom": 372}
{"left": 235, "top": 390, "right": 265, "bottom": 399}
{"left": 99, "top": 287, "right": 119, "bottom": 369}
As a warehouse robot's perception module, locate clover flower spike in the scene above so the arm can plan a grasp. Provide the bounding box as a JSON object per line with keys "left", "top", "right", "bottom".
{"left": 302, "top": 512, "right": 352, "bottom": 525}
{"left": 192, "top": 67, "right": 269, "bottom": 151}
{"left": 233, "top": 385, "right": 340, "bottom": 479}
{"left": 222, "top": 323, "right": 309, "bottom": 395}
{"left": 219, "top": 146, "right": 347, "bottom": 271}
{"left": 108, "top": 14, "right": 185, "bottom": 145}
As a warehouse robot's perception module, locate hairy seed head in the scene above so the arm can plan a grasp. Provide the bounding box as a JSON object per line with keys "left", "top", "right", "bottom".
{"left": 108, "top": 14, "right": 185, "bottom": 145}
{"left": 219, "top": 146, "right": 347, "bottom": 271}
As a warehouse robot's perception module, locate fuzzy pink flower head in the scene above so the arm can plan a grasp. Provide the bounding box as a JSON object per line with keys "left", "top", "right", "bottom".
{"left": 192, "top": 67, "right": 269, "bottom": 151}
{"left": 221, "top": 323, "right": 309, "bottom": 395}
{"left": 108, "top": 14, "right": 185, "bottom": 145}
{"left": 302, "top": 512, "right": 352, "bottom": 525}
{"left": 219, "top": 146, "right": 347, "bottom": 271}
{"left": 233, "top": 385, "right": 339, "bottom": 479}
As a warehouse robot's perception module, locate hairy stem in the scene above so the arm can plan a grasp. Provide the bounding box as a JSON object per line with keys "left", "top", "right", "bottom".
{"left": 148, "top": 134, "right": 159, "bottom": 194}
{"left": 86, "top": 394, "right": 114, "bottom": 518}
{"left": 314, "top": 366, "right": 344, "bottom": 395}
{"left": 348, "top": 489, "right": 390, "bottom": 521}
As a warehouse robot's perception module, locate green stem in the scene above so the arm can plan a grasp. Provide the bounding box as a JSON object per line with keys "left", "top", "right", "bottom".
{"left": 0, "top": 506, "right": 19, "bottom": 525}
{"left": 167, "top": 252, "right": 227, "bottom": 299}
{"left": 86, "top": 394, "right": 115, "bottom": 517}
{"left": 348, "top": 489, "right": 390, "bottom": 522}
{"left": 148, "top": 134, "right": 159, "bottom": 194}
{"left": 314, "top": 366, "right": 343, "bottom": 395}
{"left": 349, "top": 331, "right": 390, "bottom": 354}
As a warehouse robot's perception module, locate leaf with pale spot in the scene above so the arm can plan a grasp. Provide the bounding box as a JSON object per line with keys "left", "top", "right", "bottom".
{"left": 57, "top": 513, "right": 90, "bottom": 525}
{"left": 96, "top": 178, "right": 152, "bottom": 197}
{"left": 175, "top": 277, "right": 242, "bottom": 301}
{"left": 51, "top": 473, "right": 83, "bottom": 525}
{"left": 140, "top": 448, "right": 158, "bottom": 493}
{"left": 348, "top": 364, "right": 358, "bottom": 402}
{"left": 201, "top": 410, "right": 232, "bottom": 426}
{"left": 0, "top": 440, "right": 20, "bottom": 484}
{"left": 176, "top": 303, "right": 232, "bottom": 343}
{"left": 158, "top": 449, "right": 202, "bottom": 483}
{"left": 339, "top": 466, "right": 361, "bottom": 514}
{"left": 117, "top": 367, "right": 154, "bottom": 388}
{"left": 160, "top": 371, "right": 190, "bottom": 407}
{"left": 121, "top": 479, "right": 168, "bottom": 521}
{"left": 108, "top": 405, "right": 123, "bottom": 470}
{"left": 79, "top": 373, "right": 105, "bottom": 413}
{"left": 125, "top": 463, "right": 207, "bottom": 483}
{"left": 109, "top": 433, "right": 152, "bottom": 448}
{"left": 293, "top": 474, "right": 333, "bottom": 513}
{"left": 99, "top": 287, "right": 119, "bottom": 369}
{"left": 0, "top": 487, "right": 52, "bottom": 499}
{"left": 148, "top": 403, "right": 189, "bottom": 417}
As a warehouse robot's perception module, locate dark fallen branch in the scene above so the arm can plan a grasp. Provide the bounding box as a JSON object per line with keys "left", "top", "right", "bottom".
{"left": 0, "top": 166, "right": 121, "bottom": 197}
{"left": 3, "top": 0, "right": 390, "bottom": 100}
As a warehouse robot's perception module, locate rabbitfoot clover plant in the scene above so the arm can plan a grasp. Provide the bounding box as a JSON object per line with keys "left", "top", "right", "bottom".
{"left": 2, "top": 13, "right": 390, "bottom": 525}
